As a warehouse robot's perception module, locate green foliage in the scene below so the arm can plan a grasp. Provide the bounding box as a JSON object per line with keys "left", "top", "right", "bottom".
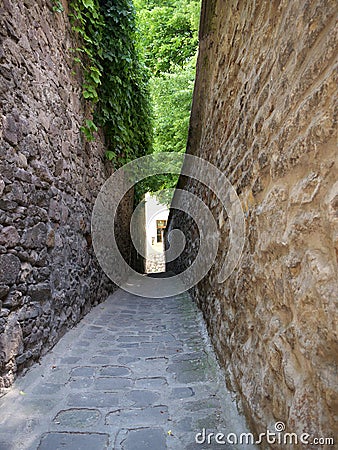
{"left": 95, "top": 0, "right": 152, "bottom": 165}
{"left": 80, "top": 119, "right": 98, "bottom": 141}
{"left": 69, "top": 0, "right": 152, "bottom": 166}
{"left": 134, "top": 0, "right": 200, "bottom": 75}
{"left": 68, "top": 0, "right": 200, "bottom": 204}
{"left": 134, "top": 0, "right": 200, "bottom": 203}
{"left": 151, "top": 59, "right": 196, "bottom": 154}
{"left": 51, "top": 0, "right": 64, "bottom": 12}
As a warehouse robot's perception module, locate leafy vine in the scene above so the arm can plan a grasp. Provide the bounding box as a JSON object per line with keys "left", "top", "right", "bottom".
{"left": 68, "top": 0, "right": 152, "bottom": 165}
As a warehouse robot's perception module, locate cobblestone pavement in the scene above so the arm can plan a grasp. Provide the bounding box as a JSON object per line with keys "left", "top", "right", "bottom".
{"left": 0, "top": 284, "right": 256, "bottom": 450}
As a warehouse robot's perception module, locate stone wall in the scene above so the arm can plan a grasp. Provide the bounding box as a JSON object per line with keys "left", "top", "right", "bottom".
{"left": 168, "top": 0, "right": 337, "bottom": 446}
{"left": 0, "top": 0, "right": 130, "bottom": 392}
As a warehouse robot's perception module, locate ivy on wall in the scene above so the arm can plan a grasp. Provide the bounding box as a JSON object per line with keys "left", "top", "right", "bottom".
{"left": 68, "top": 0, "right": 152, "bottom": 165}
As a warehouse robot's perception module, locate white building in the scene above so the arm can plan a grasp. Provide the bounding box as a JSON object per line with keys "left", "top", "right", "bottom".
{"left": 144, "top": 193, "right": 169, "bottom": 273}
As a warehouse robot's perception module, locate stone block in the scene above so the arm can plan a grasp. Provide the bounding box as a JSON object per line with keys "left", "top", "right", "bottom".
{"left": 3, "top": 114, "right": 20, "bottom": 146}
{"left": 22, "top": 222, "right": 47, "bottom": 249}
{"left": 19, "top": 303, "right": 41, "bottom": 320}
{"left": 53, "top": 408, "right": 101, "bottom": 428}
{"left": 0, "top": 254, "right": 21, "bottom": 284}
{"left": 0, "top": 312, "right": 23, "bottom": 364}
{"left": 15, "top": 350, "right": 32, "bottom": 365}
{"left": 15, "top": 168, "right": 32, "bottom": 183}
{"left": 0, "top": 180, "right": 5, "bottom": 196}
{"left": 2, "top": 290, "right": 23, "bottom": 309}
{"left": 0, "top": 226, "right": 20, "bottom": 247}
{"left": 48, "top": 199, "right": 60, "bottom": 222}
{"left": 28, "top": 283, "right": 51, "bottom": 303}
{"left": 67, "top": 392, "right": 119, "bottom": 408}
{"left": 38, "top": 433, "right": 109, "bottom": 450}
{"left": 290, "top": 173, "right": 321, "bottom": 204}
{"left": 0, "top": 285, "right": 10, "bottom": 299}
{"left": 46, "top": 228, "right": 55, "bottom": 248}
{"left": 3, "top": 182, "right": 24, "bottom": 205}
{"left": 105, "top": 405, "right": 169, "bottom": 426}
{"left": 115, "top": 428, "right": 166, "bottom": 450}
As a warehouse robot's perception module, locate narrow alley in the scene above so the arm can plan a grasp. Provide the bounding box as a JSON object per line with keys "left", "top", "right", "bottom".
{"left": 0, "top": 278, "right": 255, "bottom": 450}
{"left": 0, "top": 0, "right": 336, "bottom": 448}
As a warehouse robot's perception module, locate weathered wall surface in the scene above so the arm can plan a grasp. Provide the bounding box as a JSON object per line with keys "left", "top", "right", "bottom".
{"left": 0, "top": 0, "right": 130, "bottom": 392}
{"left": 168, "top": 0, "right": 337, "bottom": 446}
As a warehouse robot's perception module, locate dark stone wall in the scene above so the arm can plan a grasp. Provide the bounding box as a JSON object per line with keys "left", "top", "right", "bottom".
{"left": 168, "top": 0, "right": 337, "bottom": 444}
{"left": 0, "top": 0, "right": 131, "bottom": 392}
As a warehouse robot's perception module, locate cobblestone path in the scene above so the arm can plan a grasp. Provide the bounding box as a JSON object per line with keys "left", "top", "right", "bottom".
{"left": 0, "top": 284, "right": 255, "bottom": 449}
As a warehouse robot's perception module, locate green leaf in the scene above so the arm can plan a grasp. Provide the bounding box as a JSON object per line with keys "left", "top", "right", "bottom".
{"left": 69, "top": 0, "right": 153, "bottom": 163}
{"left": 85, "top": 119, "right": 98, "bottom": 131}
{"left": 105, "top": 150, "right": 116, "bottom": 161}
{"left": 82, "top": 0, "right": 95, "bottom": 9}
{"left": 52, "top": 0, "right": 64, "bottom": 13}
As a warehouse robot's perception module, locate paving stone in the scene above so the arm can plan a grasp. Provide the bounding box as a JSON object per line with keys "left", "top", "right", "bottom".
{"left": 139, "top": 342, "right": 162, "bottom": 348}
{"left": 99, "top": 366, "right": 131, "bottom": 377}
{"left": 118, "top": 336, "right": 145, "bottom": 343}
{"left": 71, "top": 366, "right": 96, "bottom": 377}
{"left": 170, "top": 387, "right": 195, "bottom": 399}
{"left": 126, "top": 390, "right": 161, "bottom": 407}
{"left": 175, "top": 369, "right": 208, "bottom": 383}
{"left": 32, "top": 383, "right": 63, "bottom": 395}
{"left": 194, "top": 413, "right": 224, "bottom": 430}
{"left": 172, "top": 351, "right": 205, "bottom": 362}
{"left": 38, "top": 432, "right": 109, "bottom": 450}
{"left": 97, "top": 349, "right": 121, "bottom": 356}
{"left": 75, "top": 340, "right": 91, "bottom": 347}
{"left": 153, "top": 334, "right": 177, "bottom": 343}
{"left": 0, "top": 284, "right": 256, "bottom": 450}
{"left": 160, "top": 346, "right": 184, "bottom": 356}
{"left": 18, "top": 398, "right": 58, "bottom": 415}
{"left": 167, "top": 360, "right": 207, "bottom": 373}
{"left": 105, "top": 406, "right": 169, "bottom": 426}
{"left": 127, "top": 343, "right": 158, "bottom": 353}
{"left": 90, "top": 356, "right": 112, "bottom": 364}
{"left": 67, "top": 392, "right": 119, "bottom": 408}
{"left": 135, "top": 377, "right": 167, "bottom": 388}
{"left": 0, "top": 416, "right": 40, "bottom": 436}
{"left": 81, "top": 332, "right": 102, "bottom": 338}
{"left": 183, "top": 398, "right": 221, "bottom": 412}
{"left": 68, "top": 378, "right": 94, "bottom": 389}
{"left": 101, "top": 335, "right": 121, "bottom": 341}
{"left": 174, "top": 416, "right": 194, "bottom": 432}
{"left": 60, "top": 357, "right": 82, "bottom": 365}
{"left": 117, "top": 343, "right": 140, "bottom": 349}
{"left": 94, "top": 377, "right": 133, "bottom": 390}
{"left": 115, "top": 428, "right": 167, "bottom": 450}
{"left": 93, "top": 318, "right": 113, "bottom": 326}
{"left": 44, "top": 368, "right": 71, "bottom": 384}
{"left": 0, "top": 438, "right": 12, "bottom": 450}
{"left": 53, "top": 408, "right": 101, "bottom": 428}
{"left": 118, "top": 356, "right": 140, "bottom": 364}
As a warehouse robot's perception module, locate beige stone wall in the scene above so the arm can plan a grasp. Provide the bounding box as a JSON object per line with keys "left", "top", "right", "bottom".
{"left": 169, "top": 0, "right": 337, "bottom": 446}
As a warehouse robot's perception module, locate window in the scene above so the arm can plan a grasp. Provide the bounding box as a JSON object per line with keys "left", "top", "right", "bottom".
{"left": 156, "top": 220, "right": 167, "bottom": 243}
